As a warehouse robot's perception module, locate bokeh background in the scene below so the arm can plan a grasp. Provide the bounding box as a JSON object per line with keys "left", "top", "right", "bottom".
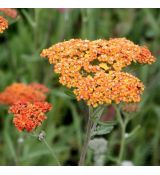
{"left": 0, "top": 9, "right": 160, "bottom": 166}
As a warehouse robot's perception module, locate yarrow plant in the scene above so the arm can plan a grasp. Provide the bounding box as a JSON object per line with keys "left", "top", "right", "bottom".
{"left": 0, "top": 10, "right": 60, "bottom": 164}
{"left": 0, "top": 82, "right": 61, "bottom": 165}
{"left": 41, "top": 37, "right": 156, "bottom": 165}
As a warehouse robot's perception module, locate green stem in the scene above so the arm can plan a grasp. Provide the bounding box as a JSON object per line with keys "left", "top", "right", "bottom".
{"left": 43, "top": 139, "right": 61, "bottom": 166}
{"left": 78, "top": 106, "right": 93, "bottom": 166}
{"left": 118, "top": 124, "right": 125, "bottom": 165}
{"left": 31, "top": 131, "right": 61, "bottom": 166}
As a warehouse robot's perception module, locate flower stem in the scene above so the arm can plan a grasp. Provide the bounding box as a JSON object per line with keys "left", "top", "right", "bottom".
{"left": 78, "top": 106, "right": 93, "bottom": 166}
{"left": 118, "top": 124, "right": 126, "bottom": 165}
{"left": 43, "top": 138, "right": 61, "bottom": 166}
{"left": 31, "top": 131, "right": 61, "bottom": 166}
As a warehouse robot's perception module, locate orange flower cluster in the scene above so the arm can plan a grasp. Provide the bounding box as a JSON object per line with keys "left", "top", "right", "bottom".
{"left": 9, "top": 101, "right": 52, "bottom": 132}
{"left": 73, "top": 71, "right": 144, "bottom": 106}
{"left": 0, "top": 8, "right": 18, "bottom": 19}
{"left": 0, "top": 83, "right": 49, "bottom": 106}
{"left": 0, "top": 16, "right": 8, "bottom": 33}
{"left": 41, "top": 38, "right": 156, "bottom": 107}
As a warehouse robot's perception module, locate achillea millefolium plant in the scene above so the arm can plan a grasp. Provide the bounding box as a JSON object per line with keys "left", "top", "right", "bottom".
{"left": 0, "top": 9, "right": 159, "bottom": 166}
{"left": 0, "top": 82, "right": 58, "bottom": 164}
{"left": 41, "top": 37, "right": 156, "bottom": 165}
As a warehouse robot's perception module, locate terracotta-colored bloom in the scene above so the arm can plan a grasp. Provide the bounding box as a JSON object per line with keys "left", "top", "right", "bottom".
{"left": 0, "top": 83, "right": 48, "bottom": 106}
{"left": 0, "top": 8, "right": 18, "bottom": 19}
{"left": 9, "top": 101, "right": 52, "bottom": 132}
{"left": 0, "top": 16, "right": 8, "bottom": 33}
{"left": 41, "top": 38, "right": 156, "bottom": 107}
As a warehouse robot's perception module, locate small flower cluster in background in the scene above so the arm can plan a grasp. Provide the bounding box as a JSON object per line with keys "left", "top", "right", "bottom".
{"left": 0, "top": 8, "right": 18, "bottom": 19}
{"left": 41, "top": 38, "right": 156, "bottom": 107}
{"left": 0, "top": 82, "right": 52, "bottom": 132}
{"left": 0, "top": 8, "right": 18, "bottom": 34}
{"left": 0, "top": 83, "right": 49, "bottom": 105}
{"left": 0, "top": 16, "right": 8, "bottom": 33}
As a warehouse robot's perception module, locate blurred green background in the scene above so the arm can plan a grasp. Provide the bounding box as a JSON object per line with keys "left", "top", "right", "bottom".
{"left": 0, "top": 9, "right": 160, "bottom": 166}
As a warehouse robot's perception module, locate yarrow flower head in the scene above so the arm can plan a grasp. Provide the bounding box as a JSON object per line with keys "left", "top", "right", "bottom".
{"left": 41, "top": 38, "right": 156, "bottom": 107}
{"left": 0, "top": 16, "right": 8, "bottom": 33}
{"left": 9, "top": 101, "right": 52, "bottom": 132}
{"left": 0, "top": 8, "right": 18, "bottom": 19}
{"left": 0, "top": 83, "right": 49, "bottom": 106}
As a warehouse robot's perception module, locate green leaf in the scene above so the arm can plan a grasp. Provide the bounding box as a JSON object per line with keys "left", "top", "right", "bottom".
{"left": 91, "top": 125, "right": 114, "bottom": 137}
{"left": 92, "top": 106, "right": 106, "bottom": 120}
{"left": 4, "top": 133, "right": 17, "bottom": 163}
{"left": 4, "top": 115, "right": 17, "bottom": 163}
{"left": 97, "top": 120, "right": 117, "bottom": 126}
{"left": 21, "top": 9, "right": 36, "bottom": 28}
{"left": 64, "top": 89, "right": 76, "bottom": 99}
{"left": 51, "top": 89, "right": 72, "bottom": 99}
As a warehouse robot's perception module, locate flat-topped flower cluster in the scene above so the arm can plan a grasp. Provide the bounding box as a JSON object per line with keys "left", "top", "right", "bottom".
{"left": 41, "top": 38, "right": 156, "bottom": 107}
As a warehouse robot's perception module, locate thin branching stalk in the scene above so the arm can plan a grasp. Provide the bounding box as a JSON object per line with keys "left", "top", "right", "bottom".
{"left": 31, "top": 131, "right": 61, "bottom": 166}
{"left": 43, "top": 138, "right": 61, "bottom": 166}
{"left": 115, "top": 106, "right": 129, "bottom": 165}
{"left": 118, "top": 122, "right": 126, "bottom": 165}
{"left": 78, "top": 106, "right": 94, "bottom": 166}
